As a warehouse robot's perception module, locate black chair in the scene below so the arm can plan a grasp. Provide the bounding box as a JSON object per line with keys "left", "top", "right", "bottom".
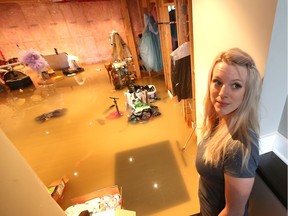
{"left": 3, "top": 70, "right": 34, "bottom": 90}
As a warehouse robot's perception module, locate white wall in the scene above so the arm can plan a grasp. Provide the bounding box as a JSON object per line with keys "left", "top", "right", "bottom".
{"left": 259, "top": 0, "right": 287, "bottom": 136}
{"left": 192, "top": 0, "right": 278, "bottom": 141}
{"left": 278, "top": 96, "right": 287, "bottom": 138}
{"left": 260, "top": 0, "right": 288, "bottom": 160}
{"left": 0, "top": 129, "right": 66, "bottom": 216}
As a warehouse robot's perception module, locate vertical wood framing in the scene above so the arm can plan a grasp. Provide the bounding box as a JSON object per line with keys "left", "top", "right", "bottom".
{"left": 187, "top": 0, "right": 196, "bottom": 131}
{"left": 119, "top": 0, "right": 141, "bottom": 78}
{"left": 175, "top": 0, "right": 189, "bottom": 45}
{"left": 135, "top": 0, "right": 145, "bottom": 30}
{"left": 155, "top": 0, "right": 173, "bottom": 93}
{"left": 174, "top": 0, "right": 196, "bottom": 129}
{"left": 141, "top": 0, "right": 149, "bottom": 8}
{"left": 137, "top": 0, "right": 196, "bottom": 131}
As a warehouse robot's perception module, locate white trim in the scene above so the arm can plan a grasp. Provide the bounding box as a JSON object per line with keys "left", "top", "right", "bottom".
{"left": 259, "top": 132, "right": 288, "bottom": 165}
{"left": 273, "top": 132, "right": 288, "bottom": 165}
{"left": 259, "top": 132, "right": 276, "bottom": 154}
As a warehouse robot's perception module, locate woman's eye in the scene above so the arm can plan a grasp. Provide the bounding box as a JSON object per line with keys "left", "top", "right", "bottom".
{"left": 212, "top": 79, "right": 222, "bottom": 86}
{"left": 232, "top": 83, "right": 242, "bottom": 89}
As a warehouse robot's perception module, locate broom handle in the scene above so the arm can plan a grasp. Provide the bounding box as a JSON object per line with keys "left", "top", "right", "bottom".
{"left": 181, "top": 125, "right": 196, "bottom": 151}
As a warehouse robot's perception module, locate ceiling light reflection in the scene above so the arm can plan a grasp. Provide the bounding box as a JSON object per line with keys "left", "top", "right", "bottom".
{"left": 128, "top": 157, "right": 134, "bottom": 162}
{"left": 153, "top": 183, "right": 159, "bottom": 189}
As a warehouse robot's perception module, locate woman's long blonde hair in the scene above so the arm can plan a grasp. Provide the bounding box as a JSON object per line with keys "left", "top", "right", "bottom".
{"left": 202, "top": 48, "right": 262, "bottom": 169}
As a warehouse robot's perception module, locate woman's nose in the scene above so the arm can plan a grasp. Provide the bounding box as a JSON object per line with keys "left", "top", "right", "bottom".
{"left": 219, "top": 85, "right": 228, "bottom": 98}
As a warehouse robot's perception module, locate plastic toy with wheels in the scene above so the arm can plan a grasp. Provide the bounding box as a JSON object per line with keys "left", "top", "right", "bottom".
{"left": 128, "top": 102, "right": 161, "bottom": 123}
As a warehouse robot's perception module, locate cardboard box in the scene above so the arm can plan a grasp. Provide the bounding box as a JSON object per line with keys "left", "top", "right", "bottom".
{"left": 93, "top": 209, "right": 136, "bottom": 216}
{"left": 48, "top": 176, "right": 69, "bottom": 203}
{"left": 65, "top": 185, "right": 130, "bottom": 216}
{"left": 71, "top": 185, "right": 122, "bottom": 206}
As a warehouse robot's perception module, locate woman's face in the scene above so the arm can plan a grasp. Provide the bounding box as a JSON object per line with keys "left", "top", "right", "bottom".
{"left": 210, "top": 62, "right": 247, "bottom": 118}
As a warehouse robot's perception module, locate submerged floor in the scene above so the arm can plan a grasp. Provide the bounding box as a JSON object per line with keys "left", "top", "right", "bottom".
{"left": 0, "top": 64, "right": 199, "bottom": 215}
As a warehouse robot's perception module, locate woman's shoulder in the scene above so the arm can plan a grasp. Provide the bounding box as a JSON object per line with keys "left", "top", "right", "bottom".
{"left": 224, "top": 129, "right": 259, "bottom": 177}
{"left": 233, "top": 128, "right": 259, "bottom": 148}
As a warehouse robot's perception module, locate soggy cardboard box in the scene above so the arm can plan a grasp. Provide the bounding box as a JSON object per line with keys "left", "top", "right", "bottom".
{"left": 65, "top": 185, "right": 130, "bottom": 215}
{"left": 71, "top": 185, "right": 122, "bottom": 206}
{"left": 93, "top": 209, "right": 136, "bottom": 216}
{"left": 48, "top": 176, "right": 69, "bottom": 203}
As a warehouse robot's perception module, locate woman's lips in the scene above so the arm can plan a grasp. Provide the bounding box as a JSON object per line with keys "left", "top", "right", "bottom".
{"left": 216, "top": 101, "right": 229, "bottom": 107}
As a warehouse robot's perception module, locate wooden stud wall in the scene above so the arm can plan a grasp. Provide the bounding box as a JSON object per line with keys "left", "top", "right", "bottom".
{"left": 0, "top": 0, "right": 196, "bottom": 129}
{"left": 155, "top": 0, "right": 173, "bottom": 93}
{"left": 186, "top": 0, "right": 196, "bottom": 130}
{"left": 119, "top": 0, "right": 141, "bottom": 78}
{"left": 0, "top": 0, "right": 142, "bottom": 75}
{"left": 175, "top": 0, "right": 189, "bottom": 45}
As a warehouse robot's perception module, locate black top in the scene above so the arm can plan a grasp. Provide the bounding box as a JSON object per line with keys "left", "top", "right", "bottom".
{"left": 196, "top": 134, "right": 259, "bottom": 216}
{"left": 171, "top": 55, "right": 192, "bottom": 101}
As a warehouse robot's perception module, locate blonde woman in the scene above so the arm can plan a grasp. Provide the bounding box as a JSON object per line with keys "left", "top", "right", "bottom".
{"left": 196, "top": 48, "right": 262, "bottom": 216}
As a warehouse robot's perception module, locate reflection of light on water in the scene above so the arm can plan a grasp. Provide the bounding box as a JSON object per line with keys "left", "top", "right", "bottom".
{"left": 14, "top": 98, "right": 26, "bottom": 106}
{"left": 30, "top": 94, "right": 44, "bottom": 102}
{"left": 153, "top": 183, "right": 159, "bottom": 189}
{"left": 74, "top": 74, "right": 86, "bottom": 85}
